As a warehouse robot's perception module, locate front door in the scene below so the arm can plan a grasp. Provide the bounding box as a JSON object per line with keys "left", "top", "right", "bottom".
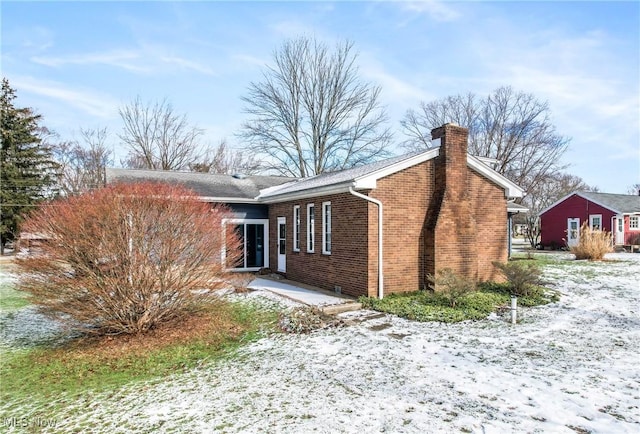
{"left": 277, "top": 217, "right": 286, "bottom": 272}
{"left": 615, "top": 216, "right": 625, "bottom": 245}
{"left": 567, "top": 218, "right": 580, "bottom": 247}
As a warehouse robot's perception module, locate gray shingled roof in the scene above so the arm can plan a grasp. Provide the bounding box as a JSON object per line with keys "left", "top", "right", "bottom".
{"left": 105, "top": 168, "right": 293, "bottom": 200}
{"left": 577, "top": 191, "right": 640, "bottom": 214}
{"left": 258, "top": 151, "right": 425, "bottom": 198}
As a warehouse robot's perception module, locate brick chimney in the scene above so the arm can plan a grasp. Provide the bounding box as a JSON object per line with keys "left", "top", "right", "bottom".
{"left": 425, "top": 123, "right": 478, "bottom": 286}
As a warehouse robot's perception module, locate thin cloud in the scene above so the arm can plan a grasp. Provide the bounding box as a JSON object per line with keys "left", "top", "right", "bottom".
{"left": 399, "top": 0, "right": 461, "bottom": 22}
{"left": 158, "top": 56, "right": 215, "bottom": 75}
{"left": 31, "top": 49, "right": 148, "bottom": 73}
{"left": 12, "top": 76, "right": 118, "bottom": 118}
{"left": 31, "top": 47, "right": 215, "bottom": 76}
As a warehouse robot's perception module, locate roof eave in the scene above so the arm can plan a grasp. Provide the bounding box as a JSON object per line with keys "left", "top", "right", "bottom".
{"left": 257, "top": 182, "right": 356, "bottom": 204}
{"left": 198, "top": 196, "right": 260, "bottom": 204}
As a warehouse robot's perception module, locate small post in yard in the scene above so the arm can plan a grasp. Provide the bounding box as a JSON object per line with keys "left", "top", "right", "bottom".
{"left": 510, "top": 294, "right": 518, "bottom": 325}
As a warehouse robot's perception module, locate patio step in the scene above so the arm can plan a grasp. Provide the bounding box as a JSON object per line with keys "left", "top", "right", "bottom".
{"left": 320, "top": 302, "right": 362, "bottom": 315}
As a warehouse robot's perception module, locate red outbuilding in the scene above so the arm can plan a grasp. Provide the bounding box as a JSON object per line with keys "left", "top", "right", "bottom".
{"left": 539, "top": 191, "right": 640, "bottom": 249}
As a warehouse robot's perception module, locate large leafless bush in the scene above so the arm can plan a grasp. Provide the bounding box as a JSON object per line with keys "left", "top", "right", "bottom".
{"left": 16, "top": 182, "right": 241, "bottom": 335}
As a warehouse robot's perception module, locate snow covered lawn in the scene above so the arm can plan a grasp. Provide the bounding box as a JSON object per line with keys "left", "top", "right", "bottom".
{"left": 2, "top": 253, "right": 639, "bottom": 433}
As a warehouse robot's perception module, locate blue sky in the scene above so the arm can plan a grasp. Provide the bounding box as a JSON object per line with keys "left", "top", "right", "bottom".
{"left": 2, "top": 0, "right": 638, "bottom": 193}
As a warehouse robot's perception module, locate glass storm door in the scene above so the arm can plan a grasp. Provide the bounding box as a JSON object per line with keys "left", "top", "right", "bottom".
{"left": 567, "top": 218, "right": 580, "bottom": 247}
{"left": 277, "top": 217, "right": 286, "bottom": 272}
{"left": 615, "top": 217, "right": 624, "bottom": 245}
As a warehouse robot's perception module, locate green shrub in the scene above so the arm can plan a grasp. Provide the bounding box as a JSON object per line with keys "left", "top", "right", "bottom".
{"left": 359, "top": 280, "right": 559, "bottom": 323}
{"left": 492, "top": 261, "right": 542, "bottom": 297}
{"left": 425, "top": 268, "right": 476, "bottom": 307}
{"left": 571, "top": 223, "right": 612, "bottom": 260}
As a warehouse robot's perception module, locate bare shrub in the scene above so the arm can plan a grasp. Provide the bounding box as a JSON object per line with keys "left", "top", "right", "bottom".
{"left": 278, "top": 307, "right": 343, "bottom": 333}
{"left": 493, "top": 261, "right": 542, "bottom": 297}
{"left": 16, "top": 182, "right": 241, "bottom": 335}
{"left": 571, "top": 223, "right": 612, "bottom": 260}
{"left": 426, "top": 268, "right": 476, "bottom": 307}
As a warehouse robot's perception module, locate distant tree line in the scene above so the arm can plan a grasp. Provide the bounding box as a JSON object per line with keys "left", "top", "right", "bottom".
{"left": 4, "top": 34, "right": 631, "bottom": 252}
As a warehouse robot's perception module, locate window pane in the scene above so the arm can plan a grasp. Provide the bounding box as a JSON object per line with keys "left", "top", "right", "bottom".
{"left": 294, "top": 206, "right": 300, "bottom": 250}
{"left": 308, "top": 205, "right": 314, "bottom": 252}
{"left": 246, "top": 224, "right": 264, "bottom": 268}
{"left": 234, "top": 224, "right": 245, "bottom": 268}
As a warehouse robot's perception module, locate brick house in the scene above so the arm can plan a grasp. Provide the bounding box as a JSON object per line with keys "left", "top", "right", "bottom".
{"left": 539, "top": 191, "right": 640, "bottom": 249}
{"left": 107, "top": 123, "right": 524, "bottom": 298}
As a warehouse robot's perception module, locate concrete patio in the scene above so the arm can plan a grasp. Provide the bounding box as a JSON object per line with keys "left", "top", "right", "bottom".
{"left": 247, "top": 276, "right": 361, "bottom": 314}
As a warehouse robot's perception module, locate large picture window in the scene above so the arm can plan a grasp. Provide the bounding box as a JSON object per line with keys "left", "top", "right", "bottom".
{"left": 293, "top": 205, "right": 300, "bottom": 251}
{"left": 322, "top": 201, "right": 331, "bottom": 255}
{"left": 307, "top": 204, "right": 315, "bottom": 253}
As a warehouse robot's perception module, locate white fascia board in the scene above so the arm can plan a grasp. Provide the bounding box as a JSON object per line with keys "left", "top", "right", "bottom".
{"left": 507, "top": 204, "right": 529, "bottom": 213}
{"left": 353, "top": 148, "right": 440, "bottom": 188}
{"left": 257, "top": 182, "right": 353, "bottom": 204}
{"left": 198, "top": 196, "right": 259, "bottom": 204}
{"left": 572, "top": 194, "right": 621, "bottom": 214}
{"left": 538, "top": 192, "right": 576, "bottom": 216}
{"left": 467, "top": 155, "right": 524, "bottom": 199}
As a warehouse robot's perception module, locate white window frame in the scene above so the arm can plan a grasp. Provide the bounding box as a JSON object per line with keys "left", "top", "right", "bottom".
{"left": 221, "top": 218, "right": 269, "bottom": 271}
{"left": 307, "top": 204, "right": 315, "bottom": 253}
{"left": 630, "top": 216, "right": 640, "bottom": 230}
{"left": 589, "top": 214, "right": 602, "bottom": 230}
{"left": 293, "top": 205, "right": 300, "bottom": 252}
{"left": 322, "top": 201, "right": 332, "bottom": 255}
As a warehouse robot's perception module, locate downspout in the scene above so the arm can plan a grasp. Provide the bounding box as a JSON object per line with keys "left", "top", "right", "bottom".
{"left": 349, "top": 187, "right": 384, "bottom": 299}
{"left": 508, "top": 212, "right": 513, "bottom": 259}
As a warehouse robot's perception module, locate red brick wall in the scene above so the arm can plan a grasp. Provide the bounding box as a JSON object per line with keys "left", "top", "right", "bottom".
{"left": 266, "top": 125, "right": 510, "bottom": 297}
{"left": 268, "top": 194, "right": 371, "bottom": 297}
{"left": 429, "top": 124, "right": 478, "bottom": 284}
{"left": 369, "top": 160, "right": 435, "bottom": 294}
{"left": 469, "top": 170, "right": 508, "bottom": 282}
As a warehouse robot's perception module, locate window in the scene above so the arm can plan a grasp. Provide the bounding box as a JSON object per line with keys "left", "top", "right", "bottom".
{"left": 589, "top": 214, "right": 602, "bottom": 230}
{"left": 307, "top": 204, "right": 315, "bottom": 253}
{"left": 293, "top": 205, "right": 300, "bottom": 251}
{"left": 631, "top": 216, "right": 639, "bottom": 230}
{"left": 322, "top": 201, "right": 331, "bottom": 255}
{"left": 224, "top": 219, "right": 268, "bottom": 270}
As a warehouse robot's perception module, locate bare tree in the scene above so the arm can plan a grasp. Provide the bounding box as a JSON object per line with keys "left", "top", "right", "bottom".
{"left": 189, "top": 139, "right": 262, "bottom": 175}
{"left": 119, "top": 97, "right": 203, "bottom": 170}
{"left": 401, "top": 86, "right": 570, "bottom": 197}
{"left": 239, "top": 36, "right": 392, "bottom": 177}
{"left": 53, "top": 127, "right": 112, "bottom": 195}
{"left": 626, "top": 183, "right": 640, "bottom": 196}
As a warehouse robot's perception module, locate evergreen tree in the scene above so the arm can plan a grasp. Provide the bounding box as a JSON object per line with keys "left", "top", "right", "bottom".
{"left": 1, "top": 78, "right": 58, "bottom": 253}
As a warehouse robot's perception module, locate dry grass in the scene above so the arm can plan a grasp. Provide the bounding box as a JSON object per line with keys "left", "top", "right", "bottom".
{"left": 44, "top": 301, "right": 244, "bottom": 363}
{"left": 1, "top": 299, "right": 276, "bottom": 403}
{"left": 571, "top": 224, "right": 613, "bottom": 261}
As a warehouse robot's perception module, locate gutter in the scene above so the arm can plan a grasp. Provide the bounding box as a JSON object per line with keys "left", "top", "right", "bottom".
{"left": 348, "top": 187, "right": 384, "bottom": 299}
